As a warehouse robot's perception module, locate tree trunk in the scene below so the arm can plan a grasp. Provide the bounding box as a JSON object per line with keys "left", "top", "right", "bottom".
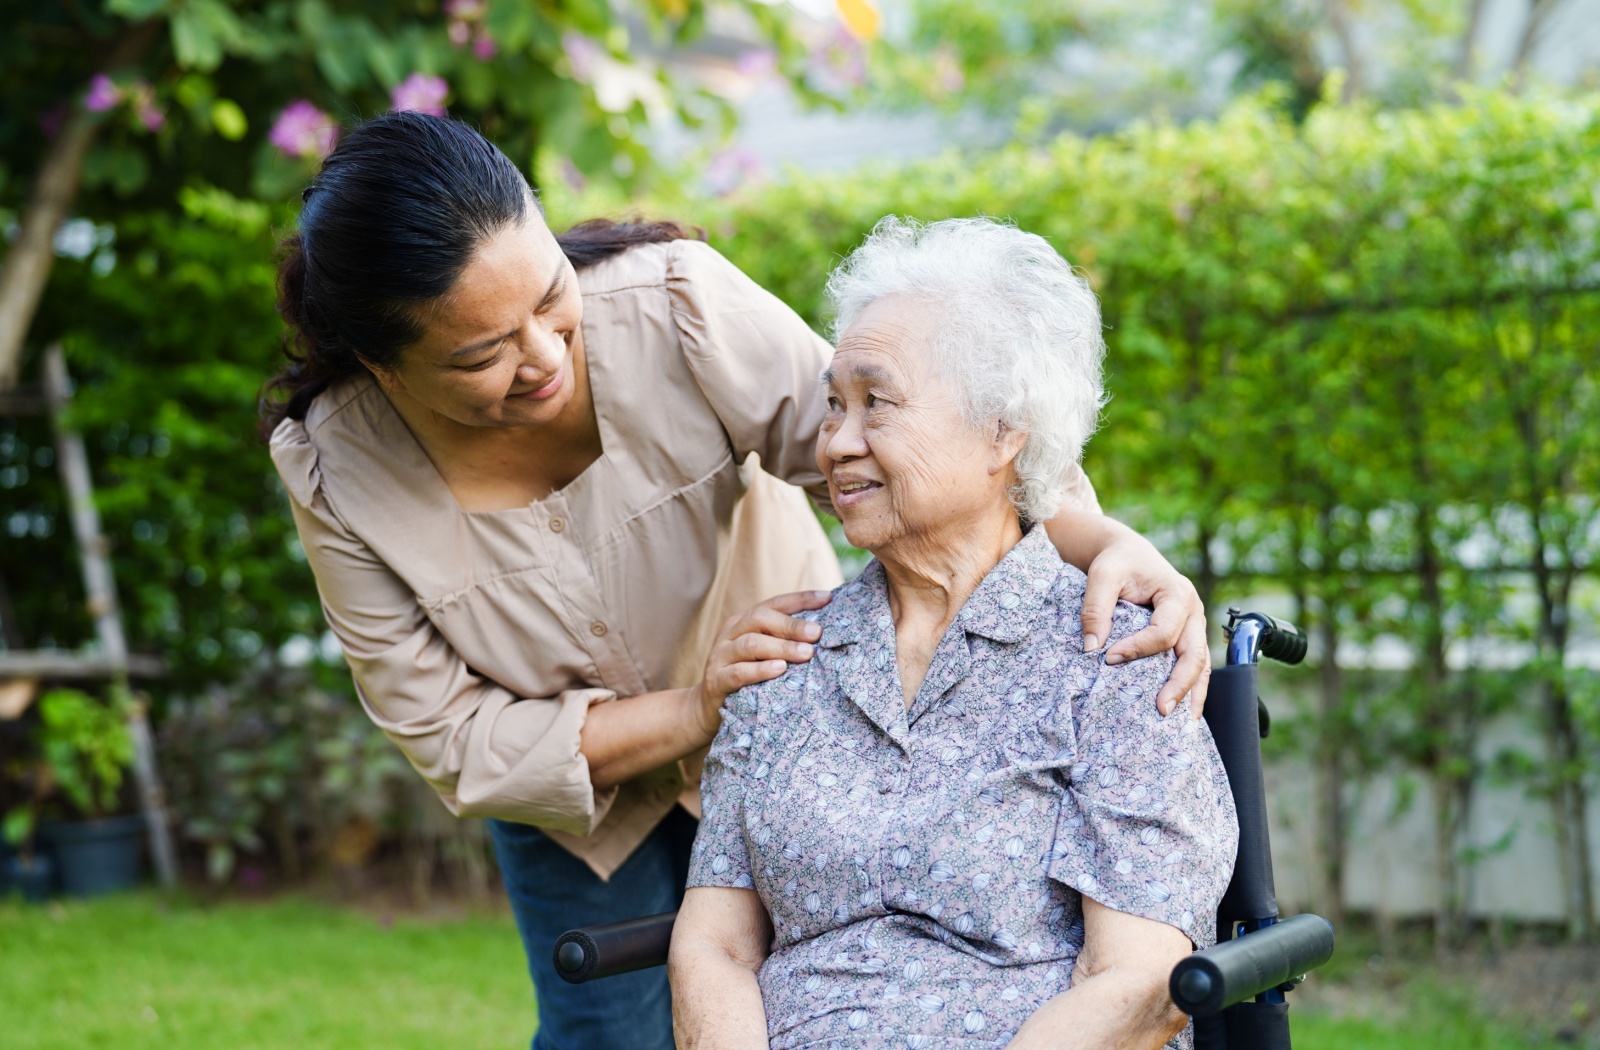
{"left": 1510, "top": 0, "right": 1561, "bottom": 88}
{"left": 1323, "top": 0, "right": 1364, "bottom": 100}
{"left": 1543, "top": 676, "right": 1593, "bottom": 942}
{"left": 0, "top": 115, "right": 97, "bottom": 389}
{"left": 1315, "top": 599, "right": 1346, "bottom": 927}
{"left": 1531, "top": 540, "right": 1593, "bottom": 941}
{"left": 0, "top": 20, "right": 164, "bottom": 389}
{"left": 1454, "top": 0, "right": 1488, "bottom": 82}
{"left": 1414, "top": 500, "right": 1466, "bottom": 950}
{"left": 1194, "top": 521, "right": 1216, "bottom": 617}
{"left": 0, "top": 569, "right": 25, "bottom": 649}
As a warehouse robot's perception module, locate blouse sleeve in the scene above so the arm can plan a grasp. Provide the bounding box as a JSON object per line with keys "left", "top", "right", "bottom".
{"left": 272, "top": 421, "right": 617, "bottom": 836}
{"left": 1061, "top": 460, "right": 1101, "bottom": 514}
{"left": 666, "top": 239, "right": 834, "bottom": 509}
{"left": 1046, "top": 602, "right": 1238, "bottom": 949}
{"left": 686, "top": 683, "right": 761, "bottom": 890}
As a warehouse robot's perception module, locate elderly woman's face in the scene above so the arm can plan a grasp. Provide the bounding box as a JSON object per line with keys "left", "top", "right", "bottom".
{"left": 818, "top": 296, "right": 1019, "bottom": 553}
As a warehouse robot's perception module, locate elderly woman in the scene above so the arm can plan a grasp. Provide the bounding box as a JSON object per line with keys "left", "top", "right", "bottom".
{"left": 670, "top": 218, "right": 1239, "bottom": 1050}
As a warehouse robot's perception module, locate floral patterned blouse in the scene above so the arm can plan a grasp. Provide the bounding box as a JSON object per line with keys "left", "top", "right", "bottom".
{"left": 687, "top": 525, "right": 1239, "bottom": 1050}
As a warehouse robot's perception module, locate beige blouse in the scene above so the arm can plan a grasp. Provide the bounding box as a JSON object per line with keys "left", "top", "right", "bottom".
{"left": 270, "top": 239, "right": 1100, "bottom": 878}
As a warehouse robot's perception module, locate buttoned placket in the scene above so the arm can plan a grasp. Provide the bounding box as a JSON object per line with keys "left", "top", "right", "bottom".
{"left": 535, "top": 494, "right": 649, "bottom": 699}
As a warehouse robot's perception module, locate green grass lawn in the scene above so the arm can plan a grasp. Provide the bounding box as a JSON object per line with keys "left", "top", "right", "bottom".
{"left": 1, "top": 893, "right": 535, "bottom": 1049}
{"left": 0, "top": 893, "right": 1567, "bottom": 1049}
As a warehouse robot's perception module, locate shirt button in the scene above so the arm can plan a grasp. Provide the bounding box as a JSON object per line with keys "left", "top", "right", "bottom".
{"left": 590, "top": 621, "right": 608, "bottom": 637}
{"left": 549, "top": 517, "right": 566, "bottom": 533}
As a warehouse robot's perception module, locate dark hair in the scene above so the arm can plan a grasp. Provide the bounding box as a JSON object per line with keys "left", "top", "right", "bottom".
{"left": 260, "top": 111, "right": 698, "bottom": 437}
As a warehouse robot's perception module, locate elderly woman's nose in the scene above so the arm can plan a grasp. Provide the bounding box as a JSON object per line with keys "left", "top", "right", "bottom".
{"left": 823, "top": 409, "right": 870, "bottom": 460}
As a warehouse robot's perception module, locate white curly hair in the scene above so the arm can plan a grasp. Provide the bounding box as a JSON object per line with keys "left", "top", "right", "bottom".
{"left": 825, "top": 216, "right": 1108, "bottom": 523}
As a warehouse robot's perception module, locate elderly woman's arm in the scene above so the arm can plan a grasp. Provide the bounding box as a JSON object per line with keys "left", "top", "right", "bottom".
{"left": 670, "top": 887, "right": 774, "bottom": 1050}
{"left": 1007, "top": 899, "right": 1191, "bottom": 1050}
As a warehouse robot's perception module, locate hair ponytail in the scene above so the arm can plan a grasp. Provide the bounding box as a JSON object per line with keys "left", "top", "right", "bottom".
{"left": 260, "top": 233, "right": 364, "bottom": 437}
{"left": 555, "top": 217, "right": 703, "bottom": 270}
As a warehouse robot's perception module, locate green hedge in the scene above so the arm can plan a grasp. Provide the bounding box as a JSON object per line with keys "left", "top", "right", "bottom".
{"left": 3, "top": 92, "right": 1596, "bottom": 924}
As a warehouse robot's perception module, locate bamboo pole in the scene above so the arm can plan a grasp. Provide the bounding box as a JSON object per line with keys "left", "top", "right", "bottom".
{"left": 42, "top": 344, "right": 178, "bottom": 888}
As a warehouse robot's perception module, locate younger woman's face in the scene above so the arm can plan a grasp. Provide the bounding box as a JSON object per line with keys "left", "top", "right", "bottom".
{"left": 372, "top": 215, "right": 584, "bottom": 429}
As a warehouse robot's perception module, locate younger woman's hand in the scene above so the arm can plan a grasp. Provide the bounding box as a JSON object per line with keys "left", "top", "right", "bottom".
{"left": 1079, "top": 536, "right": 1211, "bottom": 719}
{"left": 689, "top": 590, "right": 830, "bottom": 739}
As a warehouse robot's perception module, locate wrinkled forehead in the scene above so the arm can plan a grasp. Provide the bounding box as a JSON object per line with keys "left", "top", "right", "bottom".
{"left": 826, "top": 295, "right": 943, "bottom": 386}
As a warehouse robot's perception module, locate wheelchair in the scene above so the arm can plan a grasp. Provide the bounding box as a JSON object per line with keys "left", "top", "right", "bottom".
{"left": 553, "top": 608, "right": 1335, "bottom": 1050}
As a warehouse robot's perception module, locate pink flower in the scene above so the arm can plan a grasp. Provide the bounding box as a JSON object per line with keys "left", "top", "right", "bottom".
{"left": 932, "top": 47, "right": 964, "bottom": 95}
{"left": 138, "top": 102, "right": 166, "bottom": 132}
{"left": 270, "top": 100, "right": 339, "bottom": 160}
{"left": 557, "top": 156, "right": 587, "bottom": 193}
{"left": 735, "top": 49, "right": 778, "bottom": 80}
{"left": 85, "top": 74, "right": 121, "bottom": 113}
{"left": 807, "top": 24, "right": 868, "bottom": 93}
{"left": 706, "top": 147, "right": 765, "bottom": 197}
{"left": 446, "top": 0, "right": 487, "bottom": 51}
{"left": 562, "top": 31, "right": 601, "bottom": 83}
{"left": 391, "top": 73, "right": 449, "bottom": 117}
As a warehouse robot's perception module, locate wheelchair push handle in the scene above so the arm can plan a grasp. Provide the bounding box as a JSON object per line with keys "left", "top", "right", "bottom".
{"left": 1170, "top": 913, "right": 1335, "bottom": 1018}
{"left": 552, "top": 911, "right": 678, "bottom": 984}
{"left": 1225, "top": 609, "right": 1307, "bottom": 668}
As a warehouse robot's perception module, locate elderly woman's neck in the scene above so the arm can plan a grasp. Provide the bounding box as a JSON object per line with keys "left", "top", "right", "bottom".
{"left": 879, "top": 509, "right": 1026, "bottom": 631}
{"left": 878, "top": 508, "right": 1024, "bottom": 707}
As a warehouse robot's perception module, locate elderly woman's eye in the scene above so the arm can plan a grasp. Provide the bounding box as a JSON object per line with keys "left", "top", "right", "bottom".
{"left": 826, "top": 396, "right": 843, "bottom": 412}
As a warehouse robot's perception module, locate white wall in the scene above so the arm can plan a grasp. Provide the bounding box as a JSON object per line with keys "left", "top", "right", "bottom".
{"left": 1265, "top": 709, "right": 1600, "bottom": 922}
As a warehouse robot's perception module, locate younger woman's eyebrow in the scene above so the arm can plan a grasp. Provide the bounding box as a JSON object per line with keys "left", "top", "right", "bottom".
{"left": 535, "top": 271, "right": 565, "bottom": 311}
{"left": 448, "top": 269, "right": 564, "bottom": 359}
{"left": 450, "top": 330, "right": 516, "bottom": 359}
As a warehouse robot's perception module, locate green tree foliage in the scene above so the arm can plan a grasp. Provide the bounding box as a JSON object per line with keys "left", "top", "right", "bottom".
{"left": 0, "top": 0, "right": 818, "bottom": 386}
{"left": 3, "top": 82, "right": 1597, "bottom": 931}
{"left": 653, "top": 89, "right": 1600, "bottom": 939}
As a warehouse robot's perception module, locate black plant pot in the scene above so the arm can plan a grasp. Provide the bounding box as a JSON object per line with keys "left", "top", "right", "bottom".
{"left": 6, "top": 852, "right": 56, "bottom": 902}
{"left": 41, "top": 815, "right": 146, "bottom": 897}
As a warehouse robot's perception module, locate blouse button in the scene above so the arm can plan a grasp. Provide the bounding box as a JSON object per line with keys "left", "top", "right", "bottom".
{"left": 549, "top": 517, "right": 566, "bottom": 533}
{"left": 590, "top": 621, "right": 608, "bottom": 637}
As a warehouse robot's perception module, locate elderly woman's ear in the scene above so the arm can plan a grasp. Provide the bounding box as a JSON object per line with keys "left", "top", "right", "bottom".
{"left": 987, "top": 421, "right": 1029, "bottom": 478}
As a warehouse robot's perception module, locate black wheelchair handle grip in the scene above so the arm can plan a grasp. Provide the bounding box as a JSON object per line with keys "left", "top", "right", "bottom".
{"left": 553, "top": 911, "right": 678, "bottom": 984}
{"left": 1170, "top": 913, "right": 1335, "bottom": 1018}
{"left": 1255, "top": 616, "right": 1308, "bottom": 666}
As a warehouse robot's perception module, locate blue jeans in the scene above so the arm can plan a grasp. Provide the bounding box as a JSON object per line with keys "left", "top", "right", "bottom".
{"left": 488, "top": 809, "right": 697, "bottom": 1050}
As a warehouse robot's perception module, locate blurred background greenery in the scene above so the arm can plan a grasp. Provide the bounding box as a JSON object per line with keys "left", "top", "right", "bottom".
{"left": 2, "top": 0, "right": 1600, "bottom": 1045}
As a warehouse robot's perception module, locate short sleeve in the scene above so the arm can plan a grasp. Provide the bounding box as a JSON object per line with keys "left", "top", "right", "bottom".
{"left": 686, "top": 685, "right": 761, "bottom": 890}
{"left": 1047, "top": 604, "right": 1238, "bottom": 949}
{"left": 271, "top": 419, "right": 618, "bottom": 835}
{"left": 666, "top": 240, "right": 833, "bottom": 509}
{"left": 1061, "top": 460, "right": 1101, "bottom": 514}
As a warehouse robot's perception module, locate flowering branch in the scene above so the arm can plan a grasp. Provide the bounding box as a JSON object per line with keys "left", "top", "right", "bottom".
{"left": 0, "top": 21, "right": 163, "bottom": 390}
